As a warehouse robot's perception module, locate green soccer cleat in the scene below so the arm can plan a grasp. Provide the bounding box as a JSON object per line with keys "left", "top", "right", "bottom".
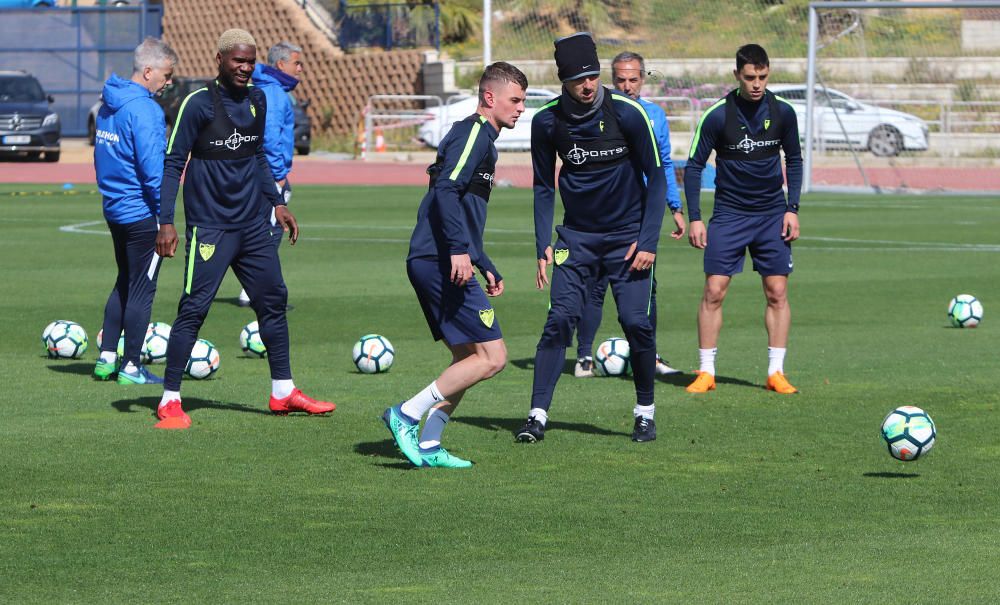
{"left": 381, "top": 405, "right": 421, "bottom": 466}
{"left": 93, "top": 360, "right": 117, "bottom": 381}
{"left": 420, "top": 446, "right": 473, "bottom": 469}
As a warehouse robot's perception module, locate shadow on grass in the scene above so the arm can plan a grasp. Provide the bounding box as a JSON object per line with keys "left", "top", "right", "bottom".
{"left": 509, "top": 358, "right": 759, "bottom": 389}
{"left": 214, "top": 296, "right": 295, "bottom": 312}
{"left": 354, "top": 439, "right": 417, "bottom": 470}
{"left": 45, "top": 362, "right": 95, "bottom": 377}
{"left": 863, "top": 471, "right": 920, "bottom": 479}
{"left": 509, "top": 357, "right": 578, "bottom": 375}
{"left": 453, "top": 415, "right": 628, "bottom": 438}
{"left": 111, "top": 396, "right": 273, "bottom": 418}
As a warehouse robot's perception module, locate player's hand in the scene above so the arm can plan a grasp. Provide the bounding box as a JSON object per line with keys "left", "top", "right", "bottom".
{"left": 451, "top": 253, "right": 473, "bottom": 287}
{"left": 670, "top": 211, "right": 687, "bottom": 239}
{"left": 782, "top": 212, "right": 800, "bottom": 242}
{"left": 625, "top": 242, "right": 655, "bottom": 272}
{"left": 156, "top": 223, "right": 178, "bottom": 258}
{"left": 274, "top": 205, "right": 298, "bottom": 245}
{"left": 485, "top": 271, "right": 504, "bottom": 297}
{"left": 536, "top": 246, "right": 553, "bottom": 290}
{"left": 688, "top": 220, "right": 707, "bottom": 249}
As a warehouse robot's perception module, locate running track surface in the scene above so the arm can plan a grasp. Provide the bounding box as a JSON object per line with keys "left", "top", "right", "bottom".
{"left": 0, "top": 157, "right": 995, "bottom": 191}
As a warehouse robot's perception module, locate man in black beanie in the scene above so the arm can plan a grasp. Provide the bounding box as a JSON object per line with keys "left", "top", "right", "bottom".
{"left": 515, "top": 32, "right": 668, "bottom": 444}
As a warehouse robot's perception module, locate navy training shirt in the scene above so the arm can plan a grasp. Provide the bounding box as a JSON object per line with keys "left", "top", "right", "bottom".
{"left": 160, "top": 80, "right": 281, "bottom": 229}
{"left": 684, "top": 89, "right": 802, "bottom": 222}
{"left": 407, "top": 113, "right": 502, "bottom": 281}
{"left": 532, "top": 88, "right": 667, "bottom": 260}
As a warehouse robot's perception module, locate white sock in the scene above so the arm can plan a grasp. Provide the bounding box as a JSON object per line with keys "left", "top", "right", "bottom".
{"left": 634, "top": 404, "right": 655, "bottom": 420}
{"left": 400, "top": 381, "right": 445, "bottom": 422}
{"left": 699, "top": 348, "right": 717, "bottom": 375}
{"left": 123, "top": 361, "right": 138, "bottom": 373}
{"left": 419, "top": 408, "right": 450, "bottom": 450}
{"left": 529, "top": 407, "right": 548, "bottom": 426}
{"left": 272, "top": 379, "right": 295, "bottom": 399}
{"left": 100, "top": 351, "right": 117, "bottom": 364}
{"left": 768, "top": 347, "right": 786, "bottom": 376}
{"left": 159, "top": 390, "right": 181, "bottom": 408}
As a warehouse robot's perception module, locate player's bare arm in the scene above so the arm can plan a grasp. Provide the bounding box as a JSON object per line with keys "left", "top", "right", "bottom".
{"left": 274, "top": 205, "right": 298, "bottom": 244}
{"left": 536, "top": 246, "right": 553, "bottom": 289}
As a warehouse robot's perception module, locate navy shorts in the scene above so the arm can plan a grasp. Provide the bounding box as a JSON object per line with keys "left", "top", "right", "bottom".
{"left": 704, "top": 212, "right": 792, "bottom": 277}
{"left": 407, "top": 257, "right": 502, "bottom": 345}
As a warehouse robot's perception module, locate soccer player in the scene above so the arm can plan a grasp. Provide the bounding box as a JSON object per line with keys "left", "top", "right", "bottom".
{"left": 516, "top": 33, "right": 667, "bottom": 444}
{"left": 572, "top": 50, "right": 686, "bottom": 378}
{"left": 382, "top": 62, "right": 527, "bottom": 468}
{"left": 238, "top": 40, "right": 304, "bottom": 307}
{"left": 683, "top": 44, "right": 802, "bottom": 395}
{"left": 93, "top": 37, "right": 178, "bottom": 385}
{"left": 153, "top": 29, "right": 334, "bottom": 429}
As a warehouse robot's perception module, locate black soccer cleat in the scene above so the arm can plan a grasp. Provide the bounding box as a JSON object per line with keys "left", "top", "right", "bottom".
{"left": 515, "top": 417, "right": 545, "bottom": 443}
{"left": 631, "top": 416, "right": 656, "bottom": 442}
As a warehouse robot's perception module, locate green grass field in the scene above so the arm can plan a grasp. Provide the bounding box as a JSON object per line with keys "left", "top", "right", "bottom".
{"left": 2, "top": 184, "right": 999, "bottom": 603}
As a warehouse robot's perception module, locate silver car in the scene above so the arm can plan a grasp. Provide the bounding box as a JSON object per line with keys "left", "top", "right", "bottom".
{"left": 418, "top": 88, "right": 557, "bottom": 151}
{"left": 770, "top": 84, "right": 929, "bottom": 157}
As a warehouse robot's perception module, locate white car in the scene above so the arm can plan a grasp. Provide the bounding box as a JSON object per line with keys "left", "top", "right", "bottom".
{"left": 418, "top": 87, "right": 557, "bottom": 151}
{"left": 770, "top": 84, "right": 929, "bottom": 157}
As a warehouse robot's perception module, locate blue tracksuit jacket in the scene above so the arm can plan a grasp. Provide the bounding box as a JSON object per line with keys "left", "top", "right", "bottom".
{"left": 251, "top": 63, "right": 298, "bottom": 182}
{"left": 94, "top": 74, "right": 166, "bottom": 225}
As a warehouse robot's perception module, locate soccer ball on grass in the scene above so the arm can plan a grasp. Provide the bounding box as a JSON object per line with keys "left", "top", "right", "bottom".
{"left": 239, "top": 321, "right": 267, "bottom": 358}
{"left": 42, "top": 320, "right": 89, "bottom": 359}
{"left": 947, "top": 294, "right": 982, "bottom": 328}
{"left": 186, "top": 338, "right": 220, "bottom": 379}
{"left": 142, "top": 322, "right": 171, "bottom": 364}
{"left": 352, "top": 334, "right": 394, "bottom": 373}
{"left": 594, "top": 337, "right": 630, "bottom": 376}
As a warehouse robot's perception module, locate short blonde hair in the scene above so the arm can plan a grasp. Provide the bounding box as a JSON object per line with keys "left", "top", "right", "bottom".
{"left": 217, "top": 29, "right": 257, "bottom": 54}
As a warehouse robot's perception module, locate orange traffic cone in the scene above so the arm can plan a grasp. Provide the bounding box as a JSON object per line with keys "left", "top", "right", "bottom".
{"left": 375, "top": 127, "right": 386, "bottom": 153}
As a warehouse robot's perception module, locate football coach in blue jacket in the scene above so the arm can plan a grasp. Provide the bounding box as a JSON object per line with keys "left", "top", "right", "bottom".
{"left": 93, "top": 37, "right": 177, "bottom": 385}
{"left": 238, "top": 41, "right": 304, "bottom": 306}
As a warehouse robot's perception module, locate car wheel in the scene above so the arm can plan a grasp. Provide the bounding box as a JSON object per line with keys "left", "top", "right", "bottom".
{"left": 868, "top": 125, "right": 902, "bottom": 157}
{"left": 296, "top": 145, "right": 310, "bottom": 156}
{"left": 45, "top": 151, "right": 60, "bottom": 163}
{"left": 88, "top": 117, "right": 96, "bottom": 146}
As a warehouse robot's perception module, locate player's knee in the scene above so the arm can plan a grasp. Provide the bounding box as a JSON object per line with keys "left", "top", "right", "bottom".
{"left": 703, "top": 286, "right": 727, "bottom": 307}
{"left": 484, "top": 353, "right": 506, "bottom": 378}
{"left": 764, "top": 284, "right": 788, "bottom": 307}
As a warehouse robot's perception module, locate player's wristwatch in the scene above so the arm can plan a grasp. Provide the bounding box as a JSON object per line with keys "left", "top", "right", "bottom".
{"left": 789, "top": 204, "right": 799, "bottom": 213}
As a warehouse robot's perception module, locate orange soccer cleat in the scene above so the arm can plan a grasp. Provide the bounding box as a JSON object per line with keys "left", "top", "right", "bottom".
{"left": 269, "top": 388, "right": 336, "bottom": 415}
{"left": 685, "top": 371, "right": 716, "bottom": 394}
{"left": 155, "top": 400, "right": 192, "bottom": 430}
{"left": 766, "top": 371, "right": 799, "bottom": 394}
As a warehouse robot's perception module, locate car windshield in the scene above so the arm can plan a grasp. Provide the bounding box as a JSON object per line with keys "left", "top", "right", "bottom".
{"left": 0, "top": 76, "right": 46, "bottom": 102}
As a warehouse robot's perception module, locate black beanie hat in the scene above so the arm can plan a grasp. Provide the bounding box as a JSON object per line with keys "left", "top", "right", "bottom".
{"left": 554, "top": 32, "right": 600, "bottom": 82}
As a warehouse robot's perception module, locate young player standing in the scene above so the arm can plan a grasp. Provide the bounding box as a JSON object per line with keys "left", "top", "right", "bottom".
{"left": 572, "top": 50, "right": 686, "bottom": 378}
{"left": 153, "top": 30, "right": 334, "bottom": 429}
{"left": 382, "top": 62, "right": 528, "bottom": 468}
{"left": 93, "top": 37, "right": 178, "bottom": 385}
{"left": 516, "top": 33, "right": 667, "bottom": 444}
{"left": 683, "top": 44, "right": 803, "bottom": 395}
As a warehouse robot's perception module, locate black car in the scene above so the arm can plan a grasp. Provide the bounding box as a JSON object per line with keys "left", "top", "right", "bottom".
{"left": 0, "top": 70, "right": 61, "bottom": 162}
{"left": 88, "top": 76, "right": 311, "bottom": 155}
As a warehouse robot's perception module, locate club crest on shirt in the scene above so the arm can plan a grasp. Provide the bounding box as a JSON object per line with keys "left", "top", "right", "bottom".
{"left": 199, "top": 243, "right": 216, "bottom": 261}
{"left": 554, "top": 248, "right": 569, "bottom": 265}
{"left": 764, "top": 119, "right": 771, "bottom": 130}
{"left": 479, "top": 308, "right": 495, "bottom": 328}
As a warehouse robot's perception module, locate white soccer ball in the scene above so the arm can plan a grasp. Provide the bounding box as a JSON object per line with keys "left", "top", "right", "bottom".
{"left": 185, "top": 338, "right": 220, "bottom": 379}
{"left": 352, "top": 334, "right": 394, "bottom": 374}
{"left": 42, "top": 320, "right": 89, "bottom": 359}
{"left": 594, "top": 337, "right": 630, "bottom": 376}
{"left": 142, "top": 322, "right": 171, "bottom": 364}
{"left": 239, "top": 320, "right": 267, "bottom": 358}
{"left": 881, "top": 405, "right": 936, "bottom": 461}
{"left": 948, "top": 294, "right": 983, "bottom": 328}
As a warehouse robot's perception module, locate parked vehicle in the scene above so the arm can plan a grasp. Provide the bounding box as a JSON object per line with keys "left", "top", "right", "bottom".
{"left": 770, "top": 84, "right": 929, "bottom": 157}
{"left": 89, "top": 76, "right": 312, "bottom": 155}
{"left": 0, "top": 70, "right": 60, "bottom": 162}
{"left": 417, "top": 88, "right": 557, "bottom": 151}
